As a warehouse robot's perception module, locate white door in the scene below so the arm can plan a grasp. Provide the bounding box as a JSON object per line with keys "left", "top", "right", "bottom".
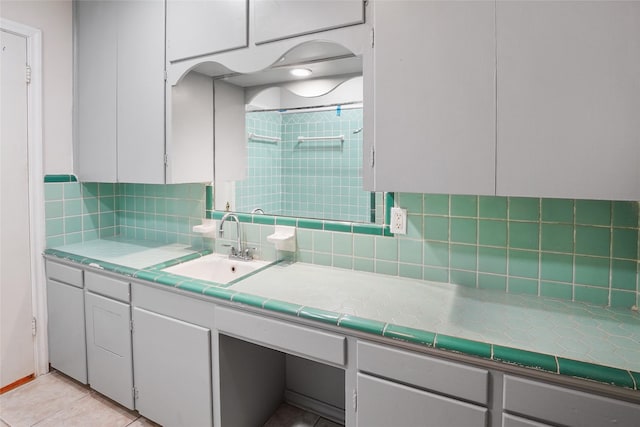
{"left": 0, "top": 29, "right": 35, "bottom": 388}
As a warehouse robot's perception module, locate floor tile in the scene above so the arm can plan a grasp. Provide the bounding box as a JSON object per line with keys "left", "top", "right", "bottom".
{"left": 263, "top": 403, "right": 320, "bottom": 427}
{"left": 315, "top": 417, "right": 343, "bottom": 427}
{"left": 32, "top": 393, "right": 137, "bottom": 427}
{"left": 0, "top": 372, "right": 89, "bottom": 427}
{"left": 125, "top": 417, "right": 161, "bottom": 427}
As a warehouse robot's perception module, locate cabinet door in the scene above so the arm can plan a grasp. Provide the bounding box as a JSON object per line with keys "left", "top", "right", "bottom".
{"left": 85, "top": 292, "right": 134, "bottom": 409}
{"left": 132, "top": 307, "right": 212, "bottom": 427}
{"left": 116, "top": 0, "right": 166, "bottom": 184}
{"left": 254, "top": 0, "right": 365, "bottom": 44}
{"left": 496, "top": 1, "right": 640, "bottom": 200}
{"left": 372, "top": 0, "right": 496, "bottom": 194}
{"left": 75, "top": 0, "right": 117, "bottom": 182}
{"left": 47, "top": 279, "right": 87, "bottom": 384}
{"left": 356, "top": 373, "right": 487, "bottom": 427}
{"left": 167, "top": 0, "right": 248, "bottom": 62}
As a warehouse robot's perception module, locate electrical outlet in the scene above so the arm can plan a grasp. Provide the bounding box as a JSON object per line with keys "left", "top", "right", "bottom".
{"left": 390, "top": 207, "right": 407, "bottom": 234}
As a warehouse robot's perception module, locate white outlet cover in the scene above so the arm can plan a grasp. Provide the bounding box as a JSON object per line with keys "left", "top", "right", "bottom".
{"left": 390, "top": 207, "right": 407, "bottom": 234}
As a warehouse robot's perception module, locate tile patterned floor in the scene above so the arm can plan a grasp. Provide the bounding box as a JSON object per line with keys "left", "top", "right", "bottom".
{"left": 0, "top": 372, "right": 157, "bottom": 427}
{"left": 1, "top": 373, "right": 341, "bottom": 427}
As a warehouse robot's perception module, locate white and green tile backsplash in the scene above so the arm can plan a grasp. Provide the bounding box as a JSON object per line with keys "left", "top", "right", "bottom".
{"left": 45, "top": 176, "right": 639, "bottom": 308}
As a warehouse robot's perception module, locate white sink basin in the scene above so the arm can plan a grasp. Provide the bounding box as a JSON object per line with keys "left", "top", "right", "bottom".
{"left": 162, "top": 253, "right": 272, "bottom": 284}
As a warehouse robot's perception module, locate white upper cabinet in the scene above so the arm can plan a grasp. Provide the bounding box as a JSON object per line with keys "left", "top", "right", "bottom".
{"left": 167, "top": 0, "right": 248, "bottom": 62}
{"left": 116, "top": 0, "right": 166, "bottom": 184}
{"left": 496, "top": 1, "right": 640, "bottom": 200}
{"left": 75, "top": 0, "right": 117, "bottom": 182}
{"left": 253, "top": 0, "right": 365, "bottom": 44}
{"left": 75, "top": 0, "right": 165, "bottom": 184}
{"left": 371, "top": 0, "right": 496, "bottom": 195}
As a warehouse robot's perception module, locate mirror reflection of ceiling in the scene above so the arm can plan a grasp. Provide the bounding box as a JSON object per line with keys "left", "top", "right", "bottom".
{"left": 192, "top": 41, "right": 362, "bottom": 87}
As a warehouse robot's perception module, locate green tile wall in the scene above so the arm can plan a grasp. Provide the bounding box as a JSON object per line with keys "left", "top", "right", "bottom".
{"left": 44, "top": 180, "right": 117, "bottom": 247}
{"left": 237, "top": 108, "right": 371, "bottom": 222}
{"left": 117, "top": 183, "right": 206, "bottom": 247}
{"left": 44, "top": 179, "right": 207, "bottom": 248}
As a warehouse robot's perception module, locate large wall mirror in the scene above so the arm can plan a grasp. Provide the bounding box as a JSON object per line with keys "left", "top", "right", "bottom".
{"left": 190, "top": 41, "right": 383, "bottom": 224}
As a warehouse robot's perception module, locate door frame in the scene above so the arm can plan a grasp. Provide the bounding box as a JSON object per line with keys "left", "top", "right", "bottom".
{"left": 1, "top": 18, "right": 47, "bottom": 376}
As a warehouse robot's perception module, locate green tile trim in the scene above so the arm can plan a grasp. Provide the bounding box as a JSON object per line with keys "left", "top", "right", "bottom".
{"left": 630, "top": 371, "right": 640, "bottom": 390}
{"left": 385, "top": 192, "right": 394, "bottom": 225}
{"left": 252, "top": 214, "right": 275, "bottom": 225}
{"left": 206, "top": 191, "right": 394, "bottom": 236}
{"left": 275, "top": 217, "right": 298, "bottom": 227}
{"left": 44, "top": 174, "right": 78, "bottom": 183}
{"left": 297, "top": 218, "right": 324, "bottom": 230}
{"left": 263, "top": 299, "right": 303, "bottom": 316}
{"left": 177, "top": 280, "right": 210, "bottom": 294}
{"left": 146, "top": 249, "right": 213, "bottom": 270}
{"left": 155, "top": 274, "right": 186, "bottom": 287}
{"left": 205, "top": 186, "right": 213, "bottom": 210}
{"left": 383, "top": 324, "right": 436, "bottom": 347}
{"left": 435, "top": 334, "right": 492, "bottom": 359}
{"left": 338, "top": 315, "right": 386, "bottom": 335}
{"left": 492, "top": 346, "right": 558, "bottom": 373}
{"left": 298, "top": 307, "right": 341, "bottom": 325}
{"left": 231, "top": 292, "right": 268, "bottom": 308}
{"left": 133, "top": 270, "right": 166, "bottom": 282}
{"left": 352, "top": 223, "right": 383, "bottom": 235}
{"left": 324, "top": 221, "right": 352, "bottom": 233}
{"left": 202, "top": 286, "right": 237, "bottom": 301}
{"left": 557, "top": 358, "right": 635, "bottom": 389}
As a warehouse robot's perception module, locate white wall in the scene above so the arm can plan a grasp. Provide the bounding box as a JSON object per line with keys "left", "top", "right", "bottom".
{"left": 1, "top": 0, "right": 73, "bottom": 174}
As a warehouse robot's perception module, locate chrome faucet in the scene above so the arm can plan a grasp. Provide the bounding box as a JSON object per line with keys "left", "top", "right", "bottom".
{"left": 250, "top": 208, "right": 264, "bottom": 214}
{"left": 218, "top": 212, "right": 252, "bottom": 260}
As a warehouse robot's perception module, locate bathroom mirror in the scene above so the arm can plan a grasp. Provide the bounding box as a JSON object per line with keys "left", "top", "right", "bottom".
{"left": 196, "top": 41, "right": 383, "bottom": 224}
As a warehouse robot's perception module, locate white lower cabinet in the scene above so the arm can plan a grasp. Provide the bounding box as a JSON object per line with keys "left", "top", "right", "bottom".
{"left": 356, "top": 341, "right": 488, "bottom": 427}
{"left": 132, "top": 307, "right": 212, "bottom": 427}
{"left": 357, "top": 373, "right": 488, "bottom": 427}
{"left": 84, "top": 271, "right": 133, "bottom": 410}
{"left": 45, "top": 261, "right": 87, "bottom": 384}
{"left": 502, "top": 375, "right": 640, "bottom": 427}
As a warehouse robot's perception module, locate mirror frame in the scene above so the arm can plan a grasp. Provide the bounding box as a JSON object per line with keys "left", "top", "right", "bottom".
{"left": 206, "top": 187, "right": 394, "bottom": 237}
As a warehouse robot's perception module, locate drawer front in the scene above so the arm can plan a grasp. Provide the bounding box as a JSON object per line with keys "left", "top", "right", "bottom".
{"left": 46, "top": 260, "right": 83, "bottom": 288}
{"left": 215, "top": 306, "right": 346, "bottom": 366}
{"left": 357, "top": 373, "right": 487, "bottom": 427}
{"left": 502, "top": 414, "right": 552, "bottom": 427}
{"left": 86, "top": 271, "right": 130, "bottom": 303}
{"left": 358, "top": 341, "right": 489, "bottom": 405}
{"left": 503, "top": 375, "right": 640, "bottom": 427}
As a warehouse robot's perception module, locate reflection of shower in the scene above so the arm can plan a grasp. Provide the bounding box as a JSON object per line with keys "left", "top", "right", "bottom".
{"left": 353, "top": 127, "right": 363, "bottom": 134}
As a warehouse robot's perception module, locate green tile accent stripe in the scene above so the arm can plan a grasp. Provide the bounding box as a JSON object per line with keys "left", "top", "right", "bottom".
{"left": 176, "top": 280, "right": 211, "bottom": 294}
{"left": 147, "top": 249, "right": 213, "bottom": 270}
{"left": 202, "top": 286, "right": 237, "bottom": 301}
{"left": 557, "top": 358, "right": 635, "bottom": 389}
{"left": 338, "top": 315, "right": 386, "bottom": 335}
{"left": 298, "top": 307, "right": 341, "bottom": 325}
{"left": 492, "top": 345, "right": 558, "bottom": 373}
{"left": 630, "top": 371, "right": 640, "bottom": 390}
{"left": 263, "top": 299, "right": 303, "bottom": 316}
{"left": 44, "top": 174, "right": 78, "bottom": 183}
{"left": 435, "top": 334, "right": 492, "bottom": 359}
{"left": 231, "top": 292, "right": 269, "bottom": 308}
{"left": 383, "top": 324, "right": 436, "bottom": 347}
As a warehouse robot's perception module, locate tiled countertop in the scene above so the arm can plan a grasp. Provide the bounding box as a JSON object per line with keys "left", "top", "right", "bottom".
{"left": 44, "top": 239, "right": 640, "bottom": 392}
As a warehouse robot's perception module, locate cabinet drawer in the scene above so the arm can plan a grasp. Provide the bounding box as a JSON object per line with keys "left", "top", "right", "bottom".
{"left": 502, "top": 414, "right": 552, "bottom": 427}
{"left": 46, "top": 260, "right": 83, "bottom": 288}
{"left": 357, "top": 373, "right": 487, "bottom": 427}
{"left": 215, "top": 306, "right": 345, "bottom": 366}
{"left": 86, "top": 271, "right": 130, "bottom": 303}
{"left": 503, "top": 375, "right": 640, "bottom": 427}
{"left": 358, "top": 341, "right": 489, "bottom": 405}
